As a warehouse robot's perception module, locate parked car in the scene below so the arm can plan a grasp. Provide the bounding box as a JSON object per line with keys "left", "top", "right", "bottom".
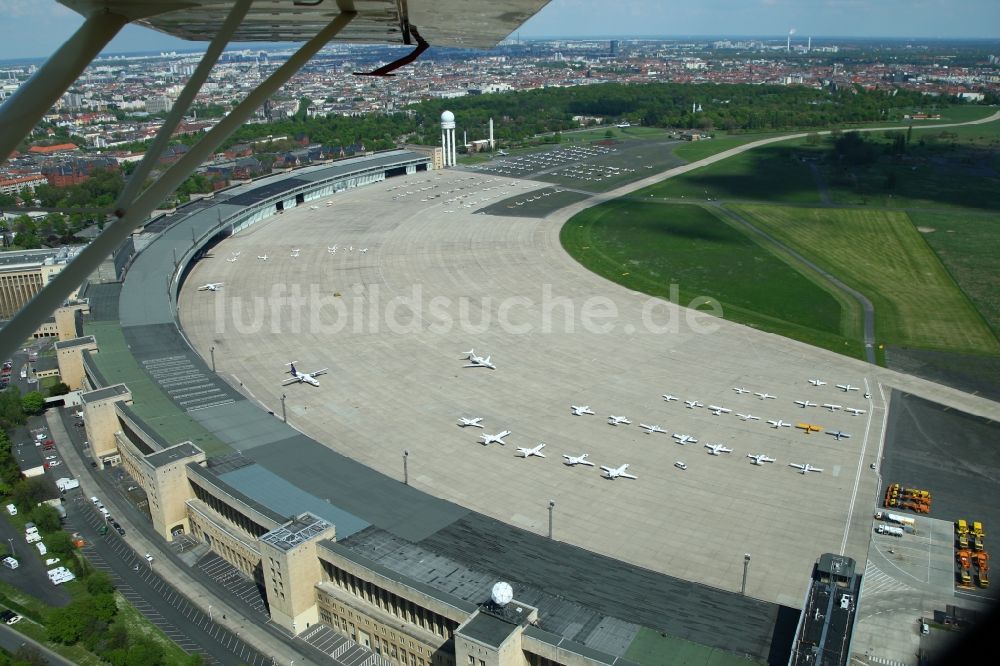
{"left": 0, "top": 610, "right": 21, "bottom": 625}
{"left": 5, "top": 504, "right": 15, "bottom": 516}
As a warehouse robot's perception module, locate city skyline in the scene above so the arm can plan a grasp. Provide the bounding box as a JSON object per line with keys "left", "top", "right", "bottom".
{"left": 0, "top": 0, "right": 998, "bottom": 61}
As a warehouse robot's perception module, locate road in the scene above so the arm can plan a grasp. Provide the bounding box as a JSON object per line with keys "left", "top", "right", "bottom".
{"left": 0, "top": 622, "right": 77, "bottom": 666}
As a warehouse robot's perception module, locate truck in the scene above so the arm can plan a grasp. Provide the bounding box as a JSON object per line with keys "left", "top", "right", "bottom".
{"left": 974, "top": 552, "right": 990, "bottom": 588}
{"left": 876, "top": 524, "right": 904, "bottom": 537}
{"left": 875, "top": 511, "right": 915, "bottom": 527}
{"left": 957, "top": 549, "right": 973, "bottom": 586}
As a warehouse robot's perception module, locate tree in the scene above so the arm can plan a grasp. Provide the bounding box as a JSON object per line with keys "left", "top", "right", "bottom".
{"left": 47, "top": 382, "right": 70, "bottom": 397}
{"left": 44, "top": 531, "right": 75, "bottom": 560}
{"left": 86, "top": 570, "right": 116, "bottom": 595}
{"left": 29, "top": 504, "right": 61, "bottom": 533}
{"left": 0, "top": 387, "right": 24, "bottom": 428}
{"left": 12, "top": 478, "right": 49, "bottom": 512}
{"left": 21, "top": 391, "right": 45, "bottom": 416}
{"left": 47, "top": 604, "right": 89, "bottom": 644}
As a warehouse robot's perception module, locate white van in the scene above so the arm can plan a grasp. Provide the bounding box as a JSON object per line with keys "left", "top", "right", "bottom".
{"left": 1, "top": 557, "right": 18, "bottom": 570}
{"left": 5, "top": 504, "right": 15, "bottom": 516}
{"left": 25, "top": 533, "right": 40, "bottom": 544}
{"left": 36, "top": 542, "right": 46, "bottom": 556}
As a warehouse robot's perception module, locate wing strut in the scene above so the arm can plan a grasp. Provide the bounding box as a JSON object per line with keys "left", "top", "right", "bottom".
{"left": 354, "top": 26, "right": 429, "bottom": 76}
{"left": 0, "top": 10, "right": 357, "bottom": 360}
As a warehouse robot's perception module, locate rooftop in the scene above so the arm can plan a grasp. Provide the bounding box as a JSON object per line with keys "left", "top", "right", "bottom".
{"left": 145, "top": 441, "right": 204, "bottom": 469}
{"left": 260, "top": 512, "right": 331, "bottom": 552}
{"left": 459, "top": 612, "right": 520, "bottom": 649}
{"left": 81, "top": 383, "right": 130, "bottom": 404}
{"left": 54, "top": 335, "right": 97, "bottom": 350}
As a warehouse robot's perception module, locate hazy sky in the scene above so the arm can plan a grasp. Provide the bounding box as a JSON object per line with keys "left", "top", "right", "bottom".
{"left": 0, "top": 0, "right": 997, "bottom": 61}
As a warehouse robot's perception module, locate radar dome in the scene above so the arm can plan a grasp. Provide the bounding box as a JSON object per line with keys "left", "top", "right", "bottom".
{"left": 441, "top": 110, "right": 455, "bottom": 123}
{"left": 491, "top": 581, "right": 513, "bottom": 606}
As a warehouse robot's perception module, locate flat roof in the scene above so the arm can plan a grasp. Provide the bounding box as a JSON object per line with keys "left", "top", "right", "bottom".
{"left": 146, "top": 441, "right": 203, "bottom": 468}
{"left": 260, "top": 512, "right": 330, "bottom": 552}
{"left": 81, "top": 383, "right": 129, "bottom": 404}
{"left": 459, "top": 612, "right": 518, "bottom": 649}
{"left": 54, "top": 335, "right": 96, "bottom": 350}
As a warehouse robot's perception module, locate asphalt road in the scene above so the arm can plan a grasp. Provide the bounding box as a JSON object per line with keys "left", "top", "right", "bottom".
{"left": 0, "top": 622, "right": 76, "bottom": 666}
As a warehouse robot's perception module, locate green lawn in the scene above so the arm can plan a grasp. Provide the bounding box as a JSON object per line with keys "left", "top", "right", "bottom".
{"left": 643, "top": 142, "right": 822, "bottom": 204}
{"left": 909, "top": 210, "right": 1000, "bottom": 340}
{"left": 731, "top": 205, "right": 1000, "bottom": 355}
{"left": 561, "top": 201, "right": 865, "bottom": 356}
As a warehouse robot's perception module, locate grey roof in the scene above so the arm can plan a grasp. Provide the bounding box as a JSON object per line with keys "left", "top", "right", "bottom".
{"left": 146, "top": 441, "right": 203, "bottom": 468}
{"left": 13, "top": 439, "right": 44, "bottom": 471}
{"left": 33, "top": 356, "right": 57, "bottom": 373}
{"left": 80, "top": 282, "right": 120, "bottom": 321}
{"left": 522, "top": 626, "right": 633, "bottom": 666}
{"left": 459, "top": 612, "right": 519, "bottom": 648}
{"left": 0, "top": 246, "right": 83, "bottom": 268}
{"left": 54, "top": 335, "right": 96, "bottom": 350}
{"left": 186, "top": 462, "right": 288, "bottom": 527}
{"left": 81, "top": 383, "right": 130, "bottom": 404}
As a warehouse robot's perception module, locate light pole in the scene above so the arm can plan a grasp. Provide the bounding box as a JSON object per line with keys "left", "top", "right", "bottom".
{"left": 209, "top": 604, "right": 213, "bottom": 622}
{"left": 280, "top": 393, "right": 287, "bottom": 422}
{"left": 210, "top": 346, "right": 215, "bottom": 373}
{"left": 403, "top": 449, "right": 409, "bottom": 485}
{"left": 741, "top": 553, "right": 751, "bottom": 595}
{"left": 547, "top": 500, "right": 555, "bottom": 539}
{"left": 7, "top": 537, "right": 14, "bottom": 557}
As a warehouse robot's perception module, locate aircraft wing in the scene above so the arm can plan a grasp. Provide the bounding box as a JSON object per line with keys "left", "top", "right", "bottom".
{"left": 311, "top": 368, "right": 329, "bottom": 377}
{"left": 59, "top": 0, "right": 554, "bottom": 49}
{"left": 281, "top": 376, "right": 300, "bottom": 385}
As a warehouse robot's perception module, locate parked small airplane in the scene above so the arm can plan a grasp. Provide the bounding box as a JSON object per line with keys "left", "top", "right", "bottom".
{"left": 290, "top": 249, "right": 300, "bottom": 258}
{"left": 822, "top": 404, "right": 843, "bottom": 411}
{"left": 257, "top": 254, "right": 268, "bottom": 260}
{"left": 562, "top": 453, "right": 594, "bottom": 467}
{"left": 571, "top": 405, "right": 595, "bottom": 416}
{"left": 684, "top": 400, "right": 703, "bottom": 409}
{"left": 836, "top": 384, "right": 860, "bottom": 392}
{"left": 516, "top": 443, "right": 546, "bottom": 458}
{"left": 736, "top": 413, "right": 761, "bottom": 422}
{"left": 705, "top": 443, "right": 733, "bottom": 456}
{"left": 747, "top": 453, "right": 776, "bottom": 466}
{"left": 732, "top": 387, "right": 750, "bottom": 394}
{"left": 282, "top": 362, "right": 328, "bottom": 387}
{"left": 607, "top": 415, "right": 631, "bottom": 426}
{"left": 673, "top": 433, "right": 698, "bottom": 445}
{"left": 794, "top": 400, "right": 817, "bottom": 408}
{"left": 755, "top": 392, "right": 776, "bottom": 400}
{"left": 327, "top": 245, "right": 338, "bottom": 254}
{"left": 457, "top": 417, "right": 484, "bottom": 428}
{"left": 789, "top": 463, "right": 824, "bottom": 474}
{"left": 767, "top": 419, "right": 791, "bottom": 428}
{"left": 197, "top": 283, "right": 224, "bottom": 291}
{"left": 496, "top": 149, "right": 509, "bottom": 156}
{"left": 808, "top": 379, "right": 827, "bottom": 386}
{"left": 226, "top": 256, "right": 238, "bottom": 263}
{"left": 601, "top": 464, "right": 637, "bottom": 480}
{"left": 359, "top": 248, "right": 368, "bottom": 254}
{"left": 639, "top": 424, "right": 667, "bottom": 434}
{"left": 707, "top": 405, "right": 732, "bottom": 416}
{"left": 845, "top": 407, "right": 866, "bottom": 416}
{"left": 661, "top": 394, "right": 679, "bottom": 402}
{"left": 479, "top": 430, "right": 511, "bottom": 446}
{"left": 796, "top": 423, "right": 823, "bottom": 434}
{"left": 828, "top": 430, "right": 851, "bottom": 440}
{"left": 464, "top": 353, "right": 496, "bottom": 369}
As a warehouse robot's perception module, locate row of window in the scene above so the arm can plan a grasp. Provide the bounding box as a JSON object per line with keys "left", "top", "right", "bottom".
{"left": 190, "top": 478, "right": 271, "bottom": 538}
{"left": 321, "top": 561, "right": 458, "bottom": 640}
{"left": 319, "top": 603, "right": 452, "bottom": 666}
{"left": 189, "top": 511, "right": 260, "bottom": 577}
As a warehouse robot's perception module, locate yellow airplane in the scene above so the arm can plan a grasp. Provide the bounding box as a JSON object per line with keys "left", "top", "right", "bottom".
{"left": 796, "top": 423, "right": 823, "bottom": 434}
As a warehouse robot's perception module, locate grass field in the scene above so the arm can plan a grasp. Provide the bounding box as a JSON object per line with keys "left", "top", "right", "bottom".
{"left": 909, "top": 210, "right": 1000, "bottom": 340}
{"left": 731, "top": 205, "right": 1000, "bottom": 355}
{"left": 625, "top": 626, "right": 763, "bottom": 666}
{"left": 642, "top": 142, "right": 822, "bottom": 204}
{"left": 561, "top": 201, "right": 866, "bottom": 356}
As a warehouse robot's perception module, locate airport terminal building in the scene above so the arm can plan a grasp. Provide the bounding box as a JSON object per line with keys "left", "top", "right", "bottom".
{"left": 66, "top": 150, "right": 795, "bottom": 666}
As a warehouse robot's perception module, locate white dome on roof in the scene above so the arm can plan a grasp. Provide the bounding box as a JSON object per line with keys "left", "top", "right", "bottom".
{"left": 441, "top": 110, "right": 455, "bottom": 123}
{"left": 491, "top": 581, "right": 513, "bottom": 606}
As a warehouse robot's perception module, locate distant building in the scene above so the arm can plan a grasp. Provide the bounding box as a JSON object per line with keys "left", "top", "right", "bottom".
{"left": 0, "top": 247, "right": 84, "bottom": 319}
{"left": 0, "top": 174, "right": 47, "bottom": 197}
{"left": 146, "top": 95, "right": 173, "bottom": 114}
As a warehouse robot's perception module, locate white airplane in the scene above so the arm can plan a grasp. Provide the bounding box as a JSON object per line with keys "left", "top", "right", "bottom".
{"left": 684, "top": 400, "right": 703, "bottom": 409}
{"left": 479, "top": 430, "right": 511, "bottom": 446}
{"left": 282, "top": 362, "right": 328, "bottom": 387}
{"left": 600, "top": 464, "right": 637, "bottom": 480}
{"left": 516, "top": 443, "right": 546, "bottom": 458}
{"left": 808, "top": 379, "right": 827, "bottom": 386}
{"left": 794, "top": 400, "right": 817, "bottom": 408}
{"left": 562, "top": 453, "right": 594, "bottom": 467}
{"left": 789, "top": 463, "right": 824, "bottom": 474}
{"left": 845, "top": 407, "right": 866, "bottom": 416}
{"left": 747, "top": 453, "right": 776, "bottom": 466}
{"left": 496, "top": 149, "right": 509, "bottom": 156}
{"left": 226, "top": 256, "right": 238, "bottom": 263}
{"left": 736, "top": 413, "right": 760, "bottom": 422}
{"left": 705, "top": 443, "right": 733, "bottom": 456}
{"left": 607, "top": 415, "right": 631, "bottom": 426}
{"left": 359, "top": 248, "right": 368, "bottom": 254}
{"left": 673, "top": 433, "right": 698, "bottom": 444}
{"left": 197, "top": 282, "right": 224, "bottom": 291}
{"left": 732, "top": 387, "right": 750, "bottom": 394}
{"left": 231, "top": 251, "right": 241, "bottom": 257}
{"left": 767, "top": 419, "right": 791, "bottom": 428}
{"left": 822, "top": 404, "right": 843, "bottom": 411}
{"left": 570, "top": 405, "right": 595, "bottom": 416}
{"left": 755, "top": 392, "right": 776, "bottom": 400}
{"left": 464, "top": 353, "right": 496, "bottom": 370}
{"left": 457, "top": 417, "right": 484, "bottom": 428}
{"left": 257, "top": 254, "right": 268, "bottom": 260}
{"left": 661, "top": 394, "right": 679, "bottom": 402}
{"left": 290, "top": 249, "right": 300, "bottom": 258}
{"left": 836, "top": 384, "right": 860, "bottom": 392}
{"left": 639, "top": 424, "right": 667, "bottom": 434}
{"left": 327, "top": 245, "right": 338, "bottom": 254}
{"left": 707, "top": 405, "right": 732, "bottom": 416}
{"left": 828, "top": 430, "right": 851, "bottom": 440}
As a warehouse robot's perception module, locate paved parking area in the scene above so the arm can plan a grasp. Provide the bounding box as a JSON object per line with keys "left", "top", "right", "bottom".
{"left": 301, "top": 624, "right": 391, "bottom": 666}
{"left": 196, "top": 552, "right": 268, "bottom": 617}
